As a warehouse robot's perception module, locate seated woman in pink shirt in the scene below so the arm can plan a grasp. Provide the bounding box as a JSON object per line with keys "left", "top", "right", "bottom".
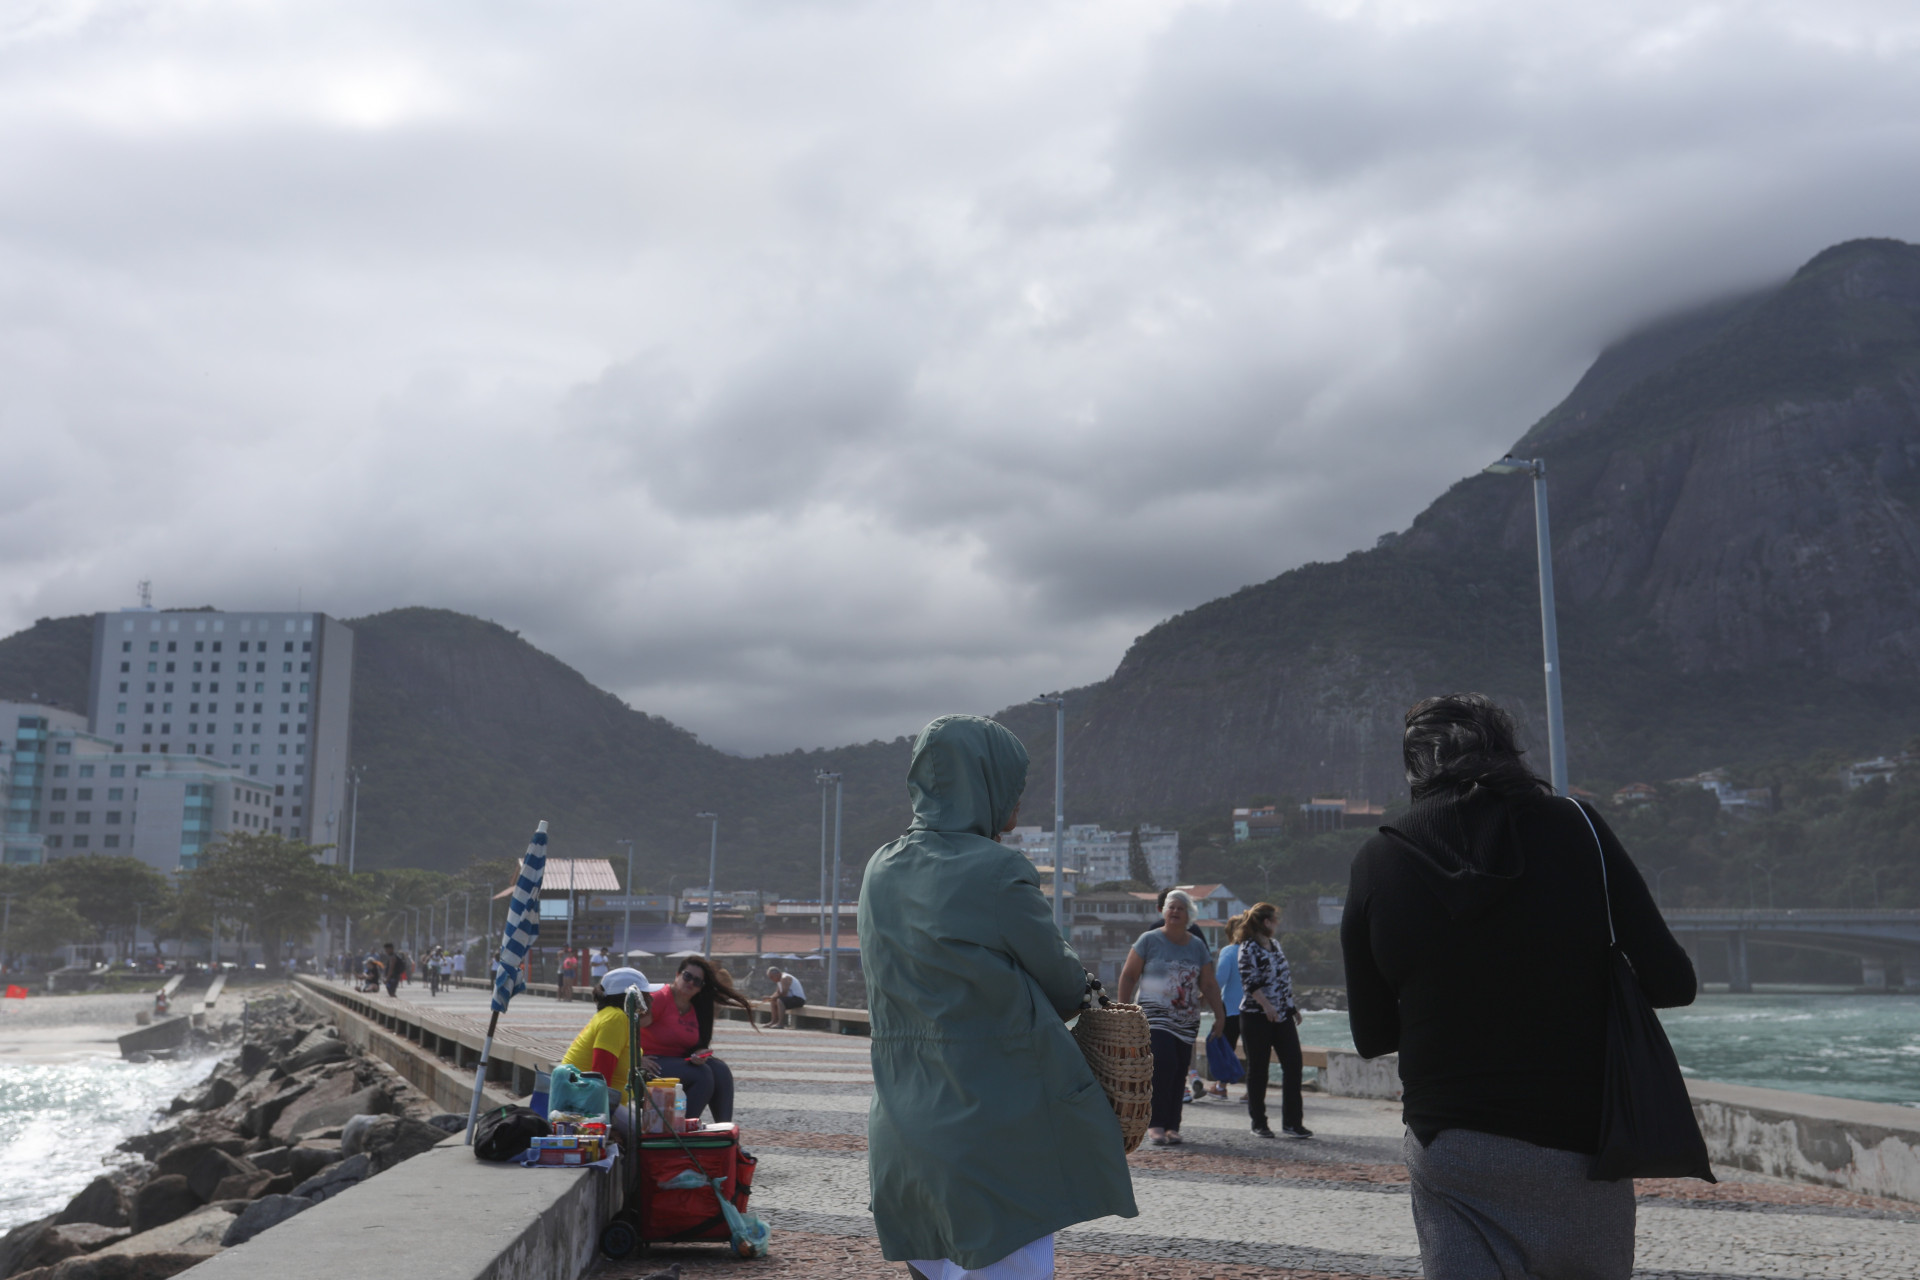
{"left": 637, "top": 956, "right": 756, "bottom": 1123}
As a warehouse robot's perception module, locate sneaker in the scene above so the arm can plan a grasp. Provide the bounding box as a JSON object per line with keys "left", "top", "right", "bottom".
{"left": 1251, "top": 1123, "right": 1276, "bottom": 1139}
{"left": 1282, "top": 1124, "right": 1314, "bottom": 1139}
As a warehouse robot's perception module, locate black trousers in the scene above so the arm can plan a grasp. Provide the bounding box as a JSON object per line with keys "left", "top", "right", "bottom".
{"left": 1243, "top": 1012, "right": 1304, "bottom": 1129}
{"left": 1149, "top": 1029, "right": 1194, "bottom": 1131}
{"left": 1220, "top": 1014, "right": 1242, "bottom": 1052}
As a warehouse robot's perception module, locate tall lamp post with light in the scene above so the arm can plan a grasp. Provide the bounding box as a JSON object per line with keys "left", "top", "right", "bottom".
{"left": 814, "top": 773, "right": 834, "bottom": 956}
{"left": 696, "top": 812, "right": 719, "bottom": 958}
{"left": 342, "top": 767, "right": 362, "bottom": 959}
{"left": 1483, "top": 455, "right": 1569, "bottom": 795}
{"left": 1031, "top": 694, "right": 1067, "bottom": 936}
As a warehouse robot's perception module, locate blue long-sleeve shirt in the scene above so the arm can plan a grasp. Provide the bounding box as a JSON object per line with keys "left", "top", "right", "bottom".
{"left": 1215, "top": 941, "right": 1244, "bottom": 1014}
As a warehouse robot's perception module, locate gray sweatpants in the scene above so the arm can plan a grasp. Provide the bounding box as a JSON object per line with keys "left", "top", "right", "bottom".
{"left": 1403, "top": 1129, "right": 1634, "bottom": 1279}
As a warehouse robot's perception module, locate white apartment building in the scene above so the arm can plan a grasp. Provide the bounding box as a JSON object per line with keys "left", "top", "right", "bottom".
{"left": 2, "top": 701, "right": 272, "bottom": 870}
{"left": 86, "top": 610, "right": 355, "bottom": 859}
{"left": 1004, "top": 822, "right": 1181, "bottom": 889}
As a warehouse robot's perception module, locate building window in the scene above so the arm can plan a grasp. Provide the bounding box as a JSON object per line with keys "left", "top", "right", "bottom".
{"left": 142, "top": 723, "right": 152, "bottom": 734}
{"left": 108, "top": 788, "right": 123, "bottom": 800}
{"left": 76, "top": 788, "right": 91, "bottom": 801}
{"left": 117, "top": 702, "right": 127, "bottom": 714}
{"left": 46, "top": 835, "right": 61, "bottom": 849}
{"left": 105, "top": 810, "right": 121, "bottom": 823}
{"left": 165, "top": 662, "right": 174, "bottom": 673}
{"left": 70, "top": 835, "right": 88, "bottom": 848}
{"left": 163, "top": 683, "right": 173, "bottom": 693}
{"left": 119, "top": 662, "right": 129, "bottom": 673}
{"left": 48, "top": 812, "right": 64, "bottom": 824}
{"left": 144, "top": 704, "right": 154, "bottom": 714}
{"left": 110, "top": 765, "right": 125, "bottom": 778}
{"left": 166, "top": 641, "right": 176, "bottom": 652}
{"left": 145, "top": 682, "right": 155, "bottom": 693}
{"left": 148, "top": 642, "right": 158, "bottom": 653}
{"left": 211, "top": 641, "right": 221, "bottom": 652}
{"left": 103, "top": 835, "right": 119, "bottom": 848}
{"left": 121, "top": 641, "right": 131, "bottom": 652}
{"left": 74, "top": 811, "right": 89, "bottom": 824}
{"left": 78, "top": 765, "right": 92, "bottom": 778}
{"left": 161, "top": 703, "right": 172, "bottom": 714}
{"left": 194, "top": 641, "right": 204, "bottom": 653}
{"left": 118, "top": 682, "right": 127, "bottom": 693}
{"left": 135, "top": 765, "right": 150, "bottom": 776}
{"left": 50, "top": 788, "right": 67, "bottom": 801}
{"left": 52, "top": 765, "right": 68, "bottom": 778}
{"left": 192, "top": 662, "right": 202, "bottom": 673}
{"left": 146, "top": 662, "right": 156, "bottom": 673}
{"left": 115, "top": 724, "right": 125, "bottom": 735}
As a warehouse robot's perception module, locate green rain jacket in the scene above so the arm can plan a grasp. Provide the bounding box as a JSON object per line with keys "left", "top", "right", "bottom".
{"left": 860, "top": 715, "right": 1138, "bottom": 1268}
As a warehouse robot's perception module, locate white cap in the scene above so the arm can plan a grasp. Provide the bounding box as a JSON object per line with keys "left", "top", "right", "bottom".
{"left": 601, "top": 967, "right": 650, "bottom": 995}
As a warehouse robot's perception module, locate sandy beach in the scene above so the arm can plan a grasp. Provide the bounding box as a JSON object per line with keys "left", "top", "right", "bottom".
{"left": 0, "top": 990, "right": 241, "bottom": 1064}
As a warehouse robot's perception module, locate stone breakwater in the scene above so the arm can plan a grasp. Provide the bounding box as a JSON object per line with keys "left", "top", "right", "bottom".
{"left": 0, "top": 991, "right": 464, "bottom": 1280}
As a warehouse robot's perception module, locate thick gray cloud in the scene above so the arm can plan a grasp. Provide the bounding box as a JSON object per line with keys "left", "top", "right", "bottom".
{"left": 2, "top": 0, "right": 1918, "bottom": 752}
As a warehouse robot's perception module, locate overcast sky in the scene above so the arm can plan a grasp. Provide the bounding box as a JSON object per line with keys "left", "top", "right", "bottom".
{"left": 3, "top": 0, "right": 1918, "bottom": 754}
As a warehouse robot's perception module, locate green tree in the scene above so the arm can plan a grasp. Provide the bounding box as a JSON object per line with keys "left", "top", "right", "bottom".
{"left": 41, "top": 855, "right": 172, "bottom": 958}
{"left": 182, "top": 833, "right": 338, "bottom": 965}
{"left": 9, "top": 892, "right": 87, "bottom": 959}
{"left": 1127, "top": 825, "right": 1152, "bottom": 885}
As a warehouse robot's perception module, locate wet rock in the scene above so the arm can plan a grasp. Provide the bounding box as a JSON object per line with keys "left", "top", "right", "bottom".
{"left": 53, "top": 1177, "right": 129, "bottom": 1229}
{"left": 218, "top": 1195, "right": 315, "bottom": 1248}
{"left": 424, "top": 1113, "right": 467, "bottom": 1134}
{"left": 241, "top": 1080, "right": 313, "bottom": 1139}
{"left": 357, "top": 1117, "right": 449, "bottom": 1174}
{"left": 289, "top": 1152, "right": 369, "bottom": 1202}
{"left": 185, "top": 1150, "right": 257, "bottom": 1204}
{"left": 238, "top": 1043, "right": 271, "bottom": 1075}
{"left": 278, "top": 1038, "right": 350, "bottom": 1076}
{"left": 127, "top": 1178, "right": 199, "bottom": 1236}
{"left": 194, "top": 1077, "right": 239, "bottom": 1112}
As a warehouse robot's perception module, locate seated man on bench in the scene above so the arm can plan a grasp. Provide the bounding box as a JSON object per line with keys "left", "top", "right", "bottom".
{"left": 765, "top": 965, "right": 806, "bottom": 1028}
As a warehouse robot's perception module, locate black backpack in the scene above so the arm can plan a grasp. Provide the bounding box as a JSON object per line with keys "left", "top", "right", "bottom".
{"left": 472, "top": 1105, "right": 550, "bottom": 1162}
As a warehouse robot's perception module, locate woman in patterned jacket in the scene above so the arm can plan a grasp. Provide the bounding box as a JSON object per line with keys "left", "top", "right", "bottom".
{"left": 1239, "top": 901, "right": 1311, "bottom": 1139}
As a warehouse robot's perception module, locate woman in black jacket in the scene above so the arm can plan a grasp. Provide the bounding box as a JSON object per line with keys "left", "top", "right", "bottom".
{"left": 1341, "top": 693, "right": 1695, "bottom": 1280}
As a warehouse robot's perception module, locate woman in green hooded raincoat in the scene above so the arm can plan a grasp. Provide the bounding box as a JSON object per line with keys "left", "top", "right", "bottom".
{"left": 860, "top": 715, "right": 1138, "bottom": 1277}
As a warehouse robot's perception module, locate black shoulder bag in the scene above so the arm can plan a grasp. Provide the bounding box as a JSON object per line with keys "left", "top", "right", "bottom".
{"left": 1568, "top": 798, "right": 1715, "bottom": 1183}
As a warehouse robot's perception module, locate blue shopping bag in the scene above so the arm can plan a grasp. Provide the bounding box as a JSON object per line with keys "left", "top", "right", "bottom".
{"left": 1206, "top": 1033, "right": 1246, "bottom": 1084}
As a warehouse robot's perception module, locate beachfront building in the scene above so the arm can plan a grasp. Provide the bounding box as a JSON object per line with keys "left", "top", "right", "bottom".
{"left": 2, "top": 699, "right": 271, "bottom": 870}
{"left": 86, "top": 609, "right": 355, "bottom": 857}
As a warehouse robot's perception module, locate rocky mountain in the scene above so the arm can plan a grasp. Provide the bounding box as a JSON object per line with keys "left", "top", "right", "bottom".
{"left": 5, "top": 238, "right": 1918, "bottom": 888}
{"left": 995, "top": 238, "right": 1920, "bottom": 825}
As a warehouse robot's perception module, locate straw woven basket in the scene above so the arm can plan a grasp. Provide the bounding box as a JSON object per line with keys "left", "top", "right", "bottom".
{"left": 1071, "top": 1001, "right": 1153, "bottom": 1154}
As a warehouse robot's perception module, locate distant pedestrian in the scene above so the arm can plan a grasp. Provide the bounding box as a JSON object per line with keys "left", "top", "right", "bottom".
{"left": 1239, "top": 901, "right": 1308, "bottom": 1139}
{"left": 381, "top": 943, "right": 407, "bottom": 997}
{"left": 1118, "top": 888, "right": 1227, "bottom": 1146}
{"left": 763, "top": 965, "right": 806, "bottom": 1028}
{"left": 427, "top": 949, "right": 442, "bottom": 997}
{"left": 559, "top": 950, "right": 580, "bottom": 1001}
{"left": 590, "top": 948, "right": 609, "bottom": 984}
{"left": 453, "top": 950, "right": 466, "bottom": 983}
{"left": 1211, "top": 913, "right": 1246, "bottom": 1100}
{"left": 1342, "top": 693, "right": 1697, "bottom": 1280}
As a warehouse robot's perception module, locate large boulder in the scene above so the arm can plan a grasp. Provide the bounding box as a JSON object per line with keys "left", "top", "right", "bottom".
{"left": 0, "top": 1217, "right": 76, "bottom": 1277}
{"left": 46, "top": 1225, "right": 129, "bottom": 1255}
{"left": 53, "top": 1178, "right": 129, "bottom": 1229}
{"left": 193, "top": 1077, "right": 239, "bottom": 1113}
{"left": 240, "top": 1080, "right": 313, "bottom": 1139}
{"left": 207, "top": 1171, "right": 274, "bottom": 1203}
{"left": 152, "top": 1138, "right": 244, "bottom": 1182}
{"left": 218, "top": 1195, "right": 314, "bottom": 1249}
{"left": 246, "top": 1147, "right": 291, "bottom": 1176}
{"left": 357, "top": 1117, "right": 449, "bottom": 1174}
{"left": 238, "top": 1043, "right": 271, "bottom": 1075}
{"left": 285, "top": 1145, "right": 339, "bottom": 1184}
{"left": 184, "top": 1150, "right": 257, "bottom": 1205}
{"left": 288, "top": 1152, "right": 369, "bottom": 1203}
{"left": 278, "top": 1084, "right": 386, "bottom": 1143}
{"left": 127, "top": 1178, "right": 199, "bottom": 1236}
{"left": 278, "top": 1037, "right": 348, "bottom": 1076}
{"left": 11, "top": 1205, "right": 243, "bottom": 1279}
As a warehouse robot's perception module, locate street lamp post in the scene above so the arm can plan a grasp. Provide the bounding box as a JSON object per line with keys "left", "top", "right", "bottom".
{"left": 1031, "top": 694, "right": 1067, "bottom": 936}
{"left": 1482, "top": 456, "right": 1569, "bottom": 795}
{"left": 1653, "top": 866, "right": 1676, "bottom": 911}
{"left": 828, "top": 776, "right": 844, "bottom": 1008}
{"left": 616, "top": 839, "right": 635, "bottom": 959}
{"left": 814, "top": 773, "right": 834, "bottom": 955}
{"left": 696, "top": 813, "right": 719, "bottom": 958}
{"left": 343, "top": 768, "right": 361, "bottom": 958}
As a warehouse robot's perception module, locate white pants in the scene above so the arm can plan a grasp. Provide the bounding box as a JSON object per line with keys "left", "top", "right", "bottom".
{"left": 909, "top": 1235, "right": 1054, "bottom": 1280}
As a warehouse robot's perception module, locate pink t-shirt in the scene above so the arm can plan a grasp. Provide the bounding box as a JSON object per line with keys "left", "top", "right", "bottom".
{"left": 641, "top": 997, "right": 701, "bottom": 1057}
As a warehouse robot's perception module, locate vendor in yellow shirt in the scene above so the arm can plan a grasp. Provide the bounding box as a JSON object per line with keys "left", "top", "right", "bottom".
{"left": 561, "top": 967, "right": 652, "bottom": 1113}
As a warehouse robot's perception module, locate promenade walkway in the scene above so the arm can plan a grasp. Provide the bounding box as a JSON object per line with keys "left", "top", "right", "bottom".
{"left": 359, "top": 981, "right": 1920, "bottom": 1279}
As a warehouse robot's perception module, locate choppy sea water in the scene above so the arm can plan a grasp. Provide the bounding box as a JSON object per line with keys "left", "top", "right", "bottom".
{"left": 0, "top": 1054, "right": 218, "bottom": 1232}
{"left": 1297, "top": 993, "right": 1920, "bottom": 1108}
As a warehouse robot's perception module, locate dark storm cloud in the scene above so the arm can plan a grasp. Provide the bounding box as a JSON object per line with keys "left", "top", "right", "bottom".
{"left": 2, "top": 0, "right": 1919, "bottom": 753}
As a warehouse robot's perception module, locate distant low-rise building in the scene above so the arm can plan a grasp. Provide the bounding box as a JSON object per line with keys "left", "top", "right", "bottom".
{"left": 1232, "top": 806, "right": 1286, "bottom": 842}
{"left": 1003, "top": 822, "right": 1180, "bottom": 889}
{"left": 1611, "top": 783, "right": 1658, "bottom": 807}
{"left": 1299, "top": 797, "right": 1385, "bottom": 834}
{"left": 1670, "top": 769, "right": 1773, "bottom": 817}
{"left": 1841, "top": 756, "right": 1905, "bottom": 790}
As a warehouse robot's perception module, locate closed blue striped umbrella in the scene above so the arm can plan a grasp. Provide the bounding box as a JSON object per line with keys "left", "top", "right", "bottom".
{"left": 466, "top": 820, "right": 548, "bottom": 1141}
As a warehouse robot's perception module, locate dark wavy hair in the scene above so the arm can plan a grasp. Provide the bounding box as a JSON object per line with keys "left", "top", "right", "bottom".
{"left": 1403, "top": 693, "right": 1552, "bottom": 800}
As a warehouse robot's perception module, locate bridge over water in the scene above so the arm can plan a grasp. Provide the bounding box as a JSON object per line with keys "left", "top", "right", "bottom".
{"left": 1662, "top": 908, "right": 1920, "bottom": 991}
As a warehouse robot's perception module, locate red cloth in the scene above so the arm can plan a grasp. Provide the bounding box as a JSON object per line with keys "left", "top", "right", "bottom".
{"left": 641, "top": 997, "right": 701, "bottom": 1057}
{"left": 4, "top": 985, "right": 27, "bottom": 999}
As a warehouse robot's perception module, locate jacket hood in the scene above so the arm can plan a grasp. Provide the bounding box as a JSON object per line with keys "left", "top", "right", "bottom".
{"left": 906, "top": 715, "right": 1029, "bottom": 839}
{"left": 1379, "top": 787, "right": 1526, "bottom": 922}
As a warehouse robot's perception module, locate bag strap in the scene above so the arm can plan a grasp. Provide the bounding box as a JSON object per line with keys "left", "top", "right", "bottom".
{"left": 1565, "top": 796, "right": 1616, "bottom": 946}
